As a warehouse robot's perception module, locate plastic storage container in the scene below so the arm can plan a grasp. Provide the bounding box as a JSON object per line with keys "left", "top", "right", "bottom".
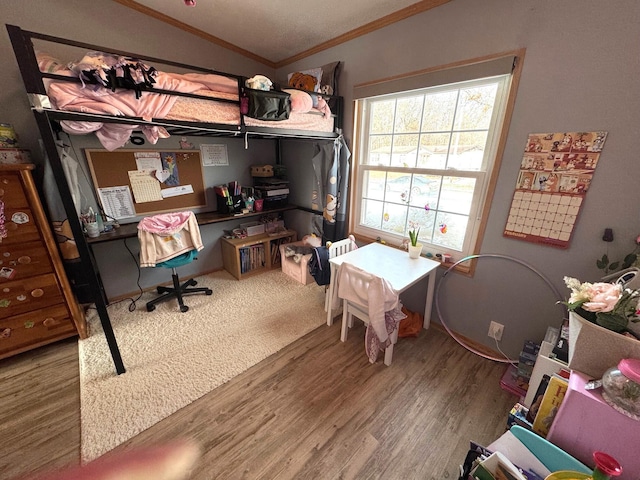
{"left": 601, "top": 358, "right": 640, "bottom": 419}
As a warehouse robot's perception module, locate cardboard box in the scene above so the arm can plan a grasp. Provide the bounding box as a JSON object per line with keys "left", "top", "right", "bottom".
{"left": 568, "top": 311, "right": 640, "bottom": 378}
{"left": 240, "top": 221, "right": 265, "bottom": 236}
{"left": 265, "top": 219, "right": 285, "bottom": 234}
{"left": 279, "top": 241, "right": 314, "bottom": 285}
{"left": 251, "top": 165, "right": 274, "bottom": 177}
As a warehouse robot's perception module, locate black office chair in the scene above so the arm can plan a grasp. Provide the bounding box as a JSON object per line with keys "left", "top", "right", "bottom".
{"left": 146, "top": 249, "right": 212, "bottom": 313}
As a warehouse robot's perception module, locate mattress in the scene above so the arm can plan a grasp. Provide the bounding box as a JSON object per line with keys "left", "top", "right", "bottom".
{"left": 165, "top": 89, "right": 335, "bottom": 132}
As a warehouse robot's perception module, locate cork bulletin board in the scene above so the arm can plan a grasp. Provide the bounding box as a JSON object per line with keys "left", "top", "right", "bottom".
{"left": 85, "top": 149, "right": 207, "bottom": 219}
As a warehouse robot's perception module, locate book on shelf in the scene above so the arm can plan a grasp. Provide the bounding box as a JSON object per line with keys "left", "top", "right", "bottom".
{"left": 471, "top": 451, "right": 527, "bottom": 480}
{"left": 552, "top": 317, "right": 570, "bottom": 362}
{"left": 523, "top": 340, "right": 568, "bottom": 409}
{"left": 239, "top": 244, "right": 264, "bottom": 273}
{"left": 516, "top": 340, "right": 540, "bottom": 391}
{"left": 531, "top": 374, "right": 569, "bottom": 437}
{"left": 507, "top": 403, "right": 532, "bottom": 430}
{"left": 485, "top": 432, "right": 550, "bottom": 480}
{"left": 525, "top": 374, "right": 550, "bottom": 423}
{"left": 262, "top": 188, "right": 290, "bottom": 197}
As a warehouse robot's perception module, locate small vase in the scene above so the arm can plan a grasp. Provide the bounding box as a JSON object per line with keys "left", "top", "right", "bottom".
{"left": 408, "top": 243, "right": 422, "bottom": 259}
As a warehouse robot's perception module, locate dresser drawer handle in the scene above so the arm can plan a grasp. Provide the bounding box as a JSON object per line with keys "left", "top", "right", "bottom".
{"left": 31, "top": 288, "right": 44, "bottom": 298}
{"left": 0, "top": 327, "right": 10, "bottom": 338}
{"left": 43, "top": 317, "right": 61, "bottom": 327}
{"left": 11, "top": 212, "right": 29, "bottom": 224}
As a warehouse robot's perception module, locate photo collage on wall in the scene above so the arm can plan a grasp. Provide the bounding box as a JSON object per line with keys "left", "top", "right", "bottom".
{"left": 503, "top": 131, "right": 608, "bottom": 248}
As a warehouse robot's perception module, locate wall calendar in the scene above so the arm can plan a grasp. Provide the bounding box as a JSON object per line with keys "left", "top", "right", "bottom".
{"left": 503, "top": 131, "right": 608, "bottom": 248}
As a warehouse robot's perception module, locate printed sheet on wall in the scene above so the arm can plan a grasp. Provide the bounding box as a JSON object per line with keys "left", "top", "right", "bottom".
{"left": 503, "top": 131, "right": 608, "bottom": 248}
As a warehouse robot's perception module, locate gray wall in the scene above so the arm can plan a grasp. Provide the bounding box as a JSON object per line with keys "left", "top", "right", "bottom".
{"left": 2, "top": 0, "right": 639, "bottom": 358}
{"left": 277, "top": 0, "right": 640, "bottom": 358}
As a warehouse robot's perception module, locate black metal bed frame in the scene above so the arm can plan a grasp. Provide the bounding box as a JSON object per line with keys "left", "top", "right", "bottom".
{"left": 6, "top": 24, "right": 343, "bottom": 375}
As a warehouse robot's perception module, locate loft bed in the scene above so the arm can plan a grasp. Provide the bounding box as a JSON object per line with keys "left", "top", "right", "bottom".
{"left": 7, "top": 25, "right": 343, "bottom": 150}
{"left": 6, "top": 24, "right": 345, "bottom": 375}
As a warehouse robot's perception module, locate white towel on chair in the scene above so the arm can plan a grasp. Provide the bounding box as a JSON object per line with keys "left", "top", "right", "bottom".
{"left": 335, "top": 262, "right": 399, "bottom": 345}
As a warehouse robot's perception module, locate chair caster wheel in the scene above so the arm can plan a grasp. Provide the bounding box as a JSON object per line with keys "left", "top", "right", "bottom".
{"left": 156, "top": 286, "right": 163, "bottom": 294}
{"left": 147, "top": 304, "right": 156, "bottom": 312}
{"left": 180, "top": 305, "right": 189, "bottom": 313}
{"left": 206, "top": 289, "right": 213, "bottom": 295}
{"left": 191, "top": 280, "right": 198, "bottom": 286}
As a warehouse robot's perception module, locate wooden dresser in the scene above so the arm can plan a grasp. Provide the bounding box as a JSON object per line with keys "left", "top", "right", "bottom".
{"left": 0, "top": 164, "right": 86, "bottom": 360}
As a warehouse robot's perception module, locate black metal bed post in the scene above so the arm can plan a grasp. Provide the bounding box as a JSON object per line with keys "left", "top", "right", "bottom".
{"left": 7, "top": 24, "right": 126, "bottom": 375}
{"left": 35, "top": 115, "right": 126, "bottom": 375}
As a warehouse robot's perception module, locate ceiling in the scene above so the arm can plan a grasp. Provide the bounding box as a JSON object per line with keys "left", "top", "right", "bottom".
{"left": 114, "top": 0, "right": 450, "bottom": 68}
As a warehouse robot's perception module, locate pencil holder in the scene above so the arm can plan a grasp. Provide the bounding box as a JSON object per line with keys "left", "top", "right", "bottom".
{"left": 216, "top": 194, "right": 244, "bottom": 214}
{"left": 85, "top": 222, "right": 100, "bottom": 238}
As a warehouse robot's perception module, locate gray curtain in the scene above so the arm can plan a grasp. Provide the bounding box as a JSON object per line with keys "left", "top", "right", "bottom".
{"left": 311, "top": 135, "right": 350, "bottom": 244}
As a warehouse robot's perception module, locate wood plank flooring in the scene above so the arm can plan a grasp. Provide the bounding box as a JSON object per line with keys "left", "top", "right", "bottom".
{"left": 0, "top": 322, "right": 516, "bottom": 480}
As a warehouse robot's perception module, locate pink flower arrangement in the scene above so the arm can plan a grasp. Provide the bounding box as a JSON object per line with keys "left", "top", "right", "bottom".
{"left": 580, "top": 282, "right": 623, "bottom": 313}
{"left": 564, "top": 276, "right": 640, "bottom": 334}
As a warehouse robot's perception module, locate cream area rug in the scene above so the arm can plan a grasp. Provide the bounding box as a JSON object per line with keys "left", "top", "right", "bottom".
{"left": 79, "top": 269, "right": 325, "bottom": 462}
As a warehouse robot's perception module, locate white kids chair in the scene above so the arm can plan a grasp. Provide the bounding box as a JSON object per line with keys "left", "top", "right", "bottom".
{"left": 325, "top": 235, "right": 358, "bottom": 325}
{"left": 334, "top": 262, "right": 403, "bottom": 366}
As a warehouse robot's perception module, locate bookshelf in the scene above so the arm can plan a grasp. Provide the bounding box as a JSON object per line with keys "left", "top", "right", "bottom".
{"left": 221, "top": 230, "right": 297, "bottom": 280}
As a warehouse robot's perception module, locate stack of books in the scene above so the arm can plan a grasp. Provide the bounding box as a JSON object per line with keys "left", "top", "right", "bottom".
{"left": 515, "top": 340, "right": 540, "bottom": 392}
{"left": 508, "top": 369, "right": 570, "bottom": 438}
{"left": 254, "top": 178, "right": 289, "bottom": 209}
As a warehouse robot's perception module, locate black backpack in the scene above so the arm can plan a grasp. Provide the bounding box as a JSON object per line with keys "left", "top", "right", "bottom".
{"left": 308, "top": 246, "right": 331, "bottom": 286}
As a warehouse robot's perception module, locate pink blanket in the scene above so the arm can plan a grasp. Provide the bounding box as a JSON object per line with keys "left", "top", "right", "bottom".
{"left": 47, "top": 72, "right": 239, "bottom": 150}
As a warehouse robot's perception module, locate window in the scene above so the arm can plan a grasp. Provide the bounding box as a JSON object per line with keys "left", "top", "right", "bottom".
{"left": 352, "top": 54, "right": 520, "bottom": 261}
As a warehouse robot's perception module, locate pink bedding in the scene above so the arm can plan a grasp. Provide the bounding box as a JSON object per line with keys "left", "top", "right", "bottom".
{"left": 45, "top": 68, "right": 334, "bottom": 150}
{"left": 47, "top": 71, "right": 239, "bottom": 150}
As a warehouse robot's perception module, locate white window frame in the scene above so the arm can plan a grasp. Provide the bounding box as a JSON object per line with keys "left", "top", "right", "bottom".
{"left": 350, "top": 52, "right": 523, "bottom": 268}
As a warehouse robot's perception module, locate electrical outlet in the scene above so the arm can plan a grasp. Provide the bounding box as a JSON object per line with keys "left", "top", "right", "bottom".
{"left": 488, "top": 321, "right": 504, "bottom": 341}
